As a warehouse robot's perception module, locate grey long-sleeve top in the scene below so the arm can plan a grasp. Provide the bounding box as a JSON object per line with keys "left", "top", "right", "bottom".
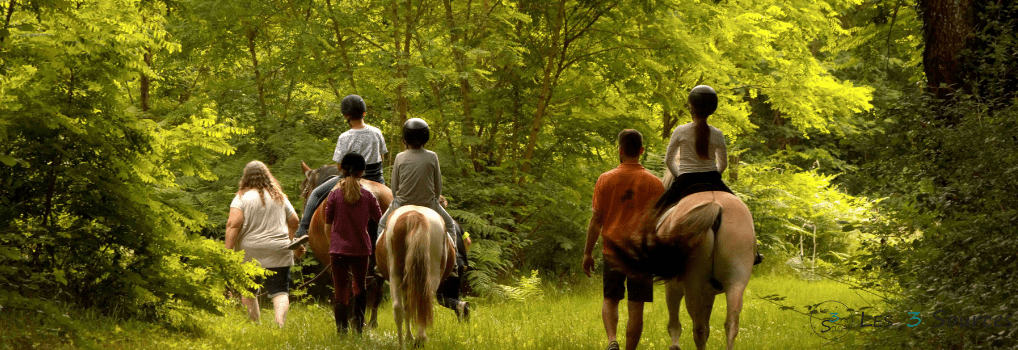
{"left": 390, "top": 148, "right": 442, "bottom": 205}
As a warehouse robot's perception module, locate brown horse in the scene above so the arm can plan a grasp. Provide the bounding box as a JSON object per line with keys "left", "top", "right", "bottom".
{"left": 375, "top": 206, "right": 456, "bottom": 345}
{"left": 607, "top": 189, "right": 756, "bottom": 350}
{"left": 299, "top": 161, "right": 393, "bottom": 329}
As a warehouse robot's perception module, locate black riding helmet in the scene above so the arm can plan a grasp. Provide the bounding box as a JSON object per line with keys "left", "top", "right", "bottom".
{"left": 688, "top": 85, "right": 718, "bottom": 117}
{"left": 402, "top": 118, "right": 430, "bottom": 147}
{"left": 340, "top": 152, "right": 366, "bottom": 176}
{"left": 340, "top": 94, "right": 366, "bottom": 118}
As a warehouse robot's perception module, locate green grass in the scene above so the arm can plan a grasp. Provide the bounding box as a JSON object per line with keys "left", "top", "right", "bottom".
{"left": 1, "top": 274, "right": 880, "bottom": 349}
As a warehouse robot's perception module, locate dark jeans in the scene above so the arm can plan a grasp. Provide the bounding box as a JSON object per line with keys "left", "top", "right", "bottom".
{"left": 437, "top": 266, "right": 465, "bottom": 309}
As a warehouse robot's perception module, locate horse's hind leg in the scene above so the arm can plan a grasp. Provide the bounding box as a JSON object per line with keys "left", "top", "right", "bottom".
{"left": 365, "top": 272, "right": 383, "bottom": 329}
{"left": 666, "top": 280, "right": 685, "bottom": 350}
{"left": 723, "top": 285, "right": 747, "bottom": 350}
{"left": 366, "top": 220, "right": 383, "bottom": 329}
{"left": 685, "top": 287, "right": 716, "bottom": 350}
{"left": 391, "top": 280, "right": 405, "bottom": 345}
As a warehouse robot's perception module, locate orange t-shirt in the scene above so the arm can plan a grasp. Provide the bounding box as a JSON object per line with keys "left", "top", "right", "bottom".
{"left": 592, "top": 163, "right": 665, "bottom": 253}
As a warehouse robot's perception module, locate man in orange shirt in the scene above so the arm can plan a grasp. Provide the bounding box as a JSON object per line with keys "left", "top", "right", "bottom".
{"left": 583, "top": 129, "right": 665, "bottom": 350}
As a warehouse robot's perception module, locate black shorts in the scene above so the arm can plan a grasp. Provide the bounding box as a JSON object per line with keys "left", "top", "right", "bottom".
{"left": 603, "top": 263, "right": 653, "bottom": 303}
{"left": 254, "top": 266, "right": 291, "bottom": 298}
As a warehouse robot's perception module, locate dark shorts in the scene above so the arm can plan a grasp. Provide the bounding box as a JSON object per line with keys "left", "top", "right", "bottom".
{"left": 254, "top": 266, "right": 291, "bottom": 298}
{"left": 603, "top": 263, "right": 653, "bottom": 303}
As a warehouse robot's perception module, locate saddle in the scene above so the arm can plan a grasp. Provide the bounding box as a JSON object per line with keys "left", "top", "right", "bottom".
{"left": 678, "top": 182, "right": 722, "bottom": 200}
{"left": 656, "top": 183, "right": 724, "bottom": 229}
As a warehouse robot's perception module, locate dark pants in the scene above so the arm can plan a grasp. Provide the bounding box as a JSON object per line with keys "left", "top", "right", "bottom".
{"left": 653, "top": 171, "right": 733, "bottom": 212}
{"left": 330, "top": 254, "right": 369, "bottom": 305}
{"left": 437, "top": 266, "right": 465, "bottom": 309}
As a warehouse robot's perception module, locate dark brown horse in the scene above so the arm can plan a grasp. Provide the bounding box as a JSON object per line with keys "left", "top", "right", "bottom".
{"left": 299, "top": 161, "right": 393, "bottom": 329}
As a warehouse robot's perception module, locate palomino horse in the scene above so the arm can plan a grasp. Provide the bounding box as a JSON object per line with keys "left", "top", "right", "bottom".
{"left": 375, "top": 206, "right": 456, "bottom": 345}
{"left": 607, "top": 187, "right": 755, "bottom": 350}
{"left": 299, "top": 161, "right": 393, "bottom": 328}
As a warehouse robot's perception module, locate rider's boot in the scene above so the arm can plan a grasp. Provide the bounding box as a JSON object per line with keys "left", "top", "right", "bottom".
{"left": 334, "top": 303, "right": 349, "bottom": 335}
{"left": 352, "top": 293, "right": 367, "bottom": 334}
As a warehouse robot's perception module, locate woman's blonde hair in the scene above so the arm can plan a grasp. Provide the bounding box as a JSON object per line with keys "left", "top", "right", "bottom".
{"left": 237, "top": 160, "right": 286, "bottom": 205}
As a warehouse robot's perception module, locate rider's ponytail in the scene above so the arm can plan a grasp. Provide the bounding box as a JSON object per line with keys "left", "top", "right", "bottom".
{"left": 688, "top": 85, "right": 718, "bottom": 160}
{"left": 342, "top": 175, "right": 362, "bottom": 204}
{"left": 694, "top": 118, "right": 710, "bottom": 160}
{"left": 339, "top": 153, "right": 367, "bottom": 204}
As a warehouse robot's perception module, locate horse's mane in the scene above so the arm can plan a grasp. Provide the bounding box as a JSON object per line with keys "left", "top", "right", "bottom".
{"left": 300, "top": 164, "right": 341, "bottom": 201}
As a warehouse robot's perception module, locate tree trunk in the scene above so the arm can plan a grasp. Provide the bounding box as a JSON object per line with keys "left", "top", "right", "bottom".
{"left": 246, "top": 27, "right": 267, "bottom": 119}
{"left": 917, "top": 0, "right": 975, "bottom": 98}
{"left": 728, "top": 153, "right": 739, "bottom": 183}
{"left": 519, "top": 0, "right": 565, "bottom": 184}
{"left": 661, "top": 109, "right": 676, "bottom": 139}
{"left": 140, "top": 47, "right": 152, "bottom": 112}
{"left": 324, "top": 0, "right": 357, "bottom": 90}
{"left": 442, "top": 0, "right": 480, "bottom": 171}
{"left": 0, "top": 0, "right": 16, "bottom": 48}
{"left": 390, "top": 0, "right": 412, "bottom": 152}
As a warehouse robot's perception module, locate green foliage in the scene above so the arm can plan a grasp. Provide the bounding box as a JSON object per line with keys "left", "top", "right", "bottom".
{"left": 495, "top": 270, "right": 544, "bottom": 303}
{"left": 844, "top": 93, "right": 1018, "bottom": 349}
{"left": 1, "top": 0, "right": 896, "bottom": 339}
{"left": 735, "top": 154, "right": 876, "bottom": 266}
{"left": 0, "top": 0, "right": 259, "bottom": 338}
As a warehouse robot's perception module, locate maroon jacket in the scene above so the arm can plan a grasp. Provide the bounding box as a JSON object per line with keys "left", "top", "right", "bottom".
{"left": 324, "top": 187, "right": 382, "bottom": 256}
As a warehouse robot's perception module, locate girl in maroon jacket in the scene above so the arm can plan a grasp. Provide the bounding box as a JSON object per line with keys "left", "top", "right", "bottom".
{"left": 323, "top": 153, "right": 382, "bottom": 334}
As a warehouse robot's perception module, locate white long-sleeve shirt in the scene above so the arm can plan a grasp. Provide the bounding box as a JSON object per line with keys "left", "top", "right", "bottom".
{"left": 665, "top": 122, "right": 728, "bottom": 177}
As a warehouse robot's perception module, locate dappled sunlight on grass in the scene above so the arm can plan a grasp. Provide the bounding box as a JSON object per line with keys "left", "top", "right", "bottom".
{"left": 1, "top": 275, "right": 873, "bottom": 349}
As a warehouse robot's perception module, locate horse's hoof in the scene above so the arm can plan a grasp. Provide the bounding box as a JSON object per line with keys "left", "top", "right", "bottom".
{"left": 669, "top": 346, "right": 682, "bottom": 350}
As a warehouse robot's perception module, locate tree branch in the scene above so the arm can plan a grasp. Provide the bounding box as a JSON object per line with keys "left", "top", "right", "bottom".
{"left": 1, "top": 0, "right": 17, "bottom": 48}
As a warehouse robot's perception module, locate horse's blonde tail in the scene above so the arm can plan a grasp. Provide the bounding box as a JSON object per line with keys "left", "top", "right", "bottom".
{"left": 606, "top": 201, "right": 722, "bottom": 281}
{"left": 679, "top": 202, "right": 723, "bottom": 249}
{"left": 402, "top": 211, "right": 433, "bottom": 328}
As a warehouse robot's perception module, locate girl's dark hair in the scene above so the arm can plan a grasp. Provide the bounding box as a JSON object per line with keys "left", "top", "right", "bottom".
{"left": 688, "top": 85, "right": 718, "bottom": 160}
{"left": 340, "top": 153, "right": 366, "bottom": 204}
